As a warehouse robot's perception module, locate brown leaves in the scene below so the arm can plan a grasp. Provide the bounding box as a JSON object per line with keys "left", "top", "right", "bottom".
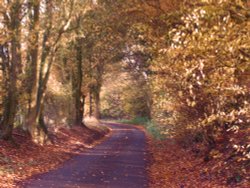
{"left": 148, "top": 138, "right": 250, "bottom": 188}
{"left": 0, "top": 126, "right": 107, "bottom": 188}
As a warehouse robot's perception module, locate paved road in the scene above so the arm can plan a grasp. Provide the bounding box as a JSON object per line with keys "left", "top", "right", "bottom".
{"left": 20, "top": 123, "right": 148, "bottom": 188}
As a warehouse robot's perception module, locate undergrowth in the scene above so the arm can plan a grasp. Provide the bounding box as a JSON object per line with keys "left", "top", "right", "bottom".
{"left": 119, "top": 117, "right": 165, "bottom": 140}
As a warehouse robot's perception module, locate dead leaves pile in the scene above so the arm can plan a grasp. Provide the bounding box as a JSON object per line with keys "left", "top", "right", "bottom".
{"left": 0, "top": 126, "right": 107, "bottom": 188}
{"left": 148, "top": 138, "right": 249, "bottom": 188}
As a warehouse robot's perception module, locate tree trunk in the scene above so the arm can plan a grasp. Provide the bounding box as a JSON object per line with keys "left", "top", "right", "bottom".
{"left": 26, "top": 54, "right": 52, "bottom": 143}
{"left": 93, "top": 87, "right": 101, "bottom": 119}
{"left": 1, "top": 41, "right": 19, "bottom": 140}
{"left": 1, "top": 1, "right": 22, "bottom": 140}
{"left": 25, "top": 0, "right": 40, "bottom": 116}
{"left": 92, "top": 61, "right": 104, "bottom": 119}
{"left": 75, "top": 94, "right": 85, "bottom": 126}
{"left": 72, "top": 38, "right": 86, "bottom": 126}
{"left": 0, "top": 44, "right": 10, "bottom": 131}
{"left": 89, "top": 91, "right": 93, "bottom": 117}
{"left": 25, "top": 0, "right": 52, "bottom": 142}
{"left": 1, "top": 90, "right": 17, "bottom": 140}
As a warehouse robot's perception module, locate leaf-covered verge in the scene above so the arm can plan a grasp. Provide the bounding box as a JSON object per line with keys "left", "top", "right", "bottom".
{"left": 144, "top": 1, "right": 250, "bottom": 186}
{"left": 121, "top": 115, "right": 249, "bottom": 187}
{"left": 147, "top": 131, "right": 249, "bottom": 188}
{"left": 0, "top": 124, "right": 109, "bottom": 188}
{"left": 122, "top": 115, "right": 250, "bottom": 187}
{"left": 147, "top": 128, "right": 249, "bottom": 188}
{"left": 119, "top": 115, "right": 249, "bottom": 186}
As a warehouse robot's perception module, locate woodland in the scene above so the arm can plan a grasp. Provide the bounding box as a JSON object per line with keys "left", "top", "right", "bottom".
{"left": 0, "top": 0, "right": 250, "bottom": 187}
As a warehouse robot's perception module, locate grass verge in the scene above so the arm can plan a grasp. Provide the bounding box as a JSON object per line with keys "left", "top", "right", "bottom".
{"left": 118, "top": 117, "right": 165, "bottom": 140}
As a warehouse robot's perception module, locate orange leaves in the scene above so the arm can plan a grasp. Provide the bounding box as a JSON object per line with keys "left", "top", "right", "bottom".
{"left": 148, "top": 139, "right": 250, "bottom": 188}
{"left": 0, "top": 126, "right": 106, "bottom": 187}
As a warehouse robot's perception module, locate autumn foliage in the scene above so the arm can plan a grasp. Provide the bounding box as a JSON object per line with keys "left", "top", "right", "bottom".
{"left": 99, "top": 0, "right": 250, "bottom": 186}
{"left": 0, "top": 0, "right": 249, "bottom": 187}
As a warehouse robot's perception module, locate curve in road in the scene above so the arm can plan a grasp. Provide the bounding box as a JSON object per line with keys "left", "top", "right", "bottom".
{"left": 20, "top": 122, "right": 149, "bottom": 188}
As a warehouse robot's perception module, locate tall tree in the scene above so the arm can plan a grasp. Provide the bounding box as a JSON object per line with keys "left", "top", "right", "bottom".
{"left": 24, "top": 0, "right": 84, "bottom": 142}
{"left": 0, "top": 0, "right": 22, "bottom": 140}
{"left": 72, "top": 37, "right": 86, "bottom": 126}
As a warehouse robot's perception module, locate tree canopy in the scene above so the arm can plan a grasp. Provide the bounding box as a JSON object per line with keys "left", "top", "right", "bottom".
{"left": 0, "top": 0, "right": 249, "bottom": 186}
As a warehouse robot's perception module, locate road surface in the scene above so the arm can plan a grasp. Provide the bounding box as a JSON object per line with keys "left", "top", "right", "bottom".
{"left": 20, "top": 122, "right": 149, "bottom": 188}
